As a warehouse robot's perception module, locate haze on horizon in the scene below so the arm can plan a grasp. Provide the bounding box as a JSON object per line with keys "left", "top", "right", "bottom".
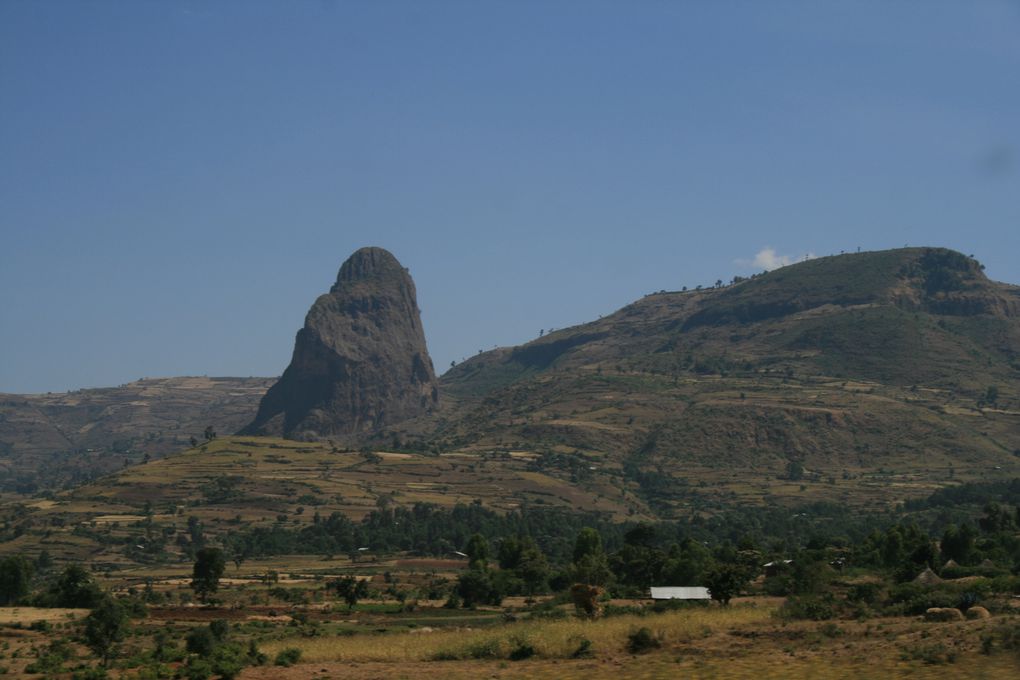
{"left": 2, "top": 1, "right": 1018, "bottom": 393}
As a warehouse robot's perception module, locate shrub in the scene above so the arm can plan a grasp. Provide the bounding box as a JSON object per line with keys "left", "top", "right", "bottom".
{"left": 626, "top": 627, "right": 661, "bottom": 654}
{"left": 900, "top": 642, "right": 956, "bottom": 665}
{"left": 186, "top": 627, "right": 216, "bottom": 658}
{"left": 571, "top": 637, "right": 594, "bottom": 659}
{"left": 72, "top": 668, "right": 110, "bottom": 680}
{"left": 273, "top": 648, "right": 302, "bottom": 667}
{"left": 779, "top": 594, "right": 838, "bottom": 621}
{"left": 846, "top": 582, "right": 883, "bottom": 605}
{"left": 884, "top": 583, "right": 958, "bottom": 616}
{"left": 182, "top": 658, "right": 212, "bottom": 680}
{"left": 508, "top": 635, "right": 535, "bottom": 661}
{"left": 466, "top": 638, "right": 502, "bottom": 659}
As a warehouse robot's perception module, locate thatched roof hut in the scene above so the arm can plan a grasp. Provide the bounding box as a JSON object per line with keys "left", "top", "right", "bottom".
{"left": 914, "top": 567, "right": 943, "bottom": 585}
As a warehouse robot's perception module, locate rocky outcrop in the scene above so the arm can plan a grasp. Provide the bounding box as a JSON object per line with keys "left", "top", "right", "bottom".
{"left": 242, "top": 247, "right": 438, "bottom": 439}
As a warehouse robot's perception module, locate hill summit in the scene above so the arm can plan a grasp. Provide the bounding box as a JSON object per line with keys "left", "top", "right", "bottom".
{"left": 243, "top": 247, "right": 438, "bottom": 439}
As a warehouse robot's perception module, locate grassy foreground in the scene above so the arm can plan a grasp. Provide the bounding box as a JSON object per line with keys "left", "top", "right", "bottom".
{"left": 261, "top": 604, "right": 771, "bottom": 663}
{"left": 253, "top": 602, "right": 1020, "bottom": 679}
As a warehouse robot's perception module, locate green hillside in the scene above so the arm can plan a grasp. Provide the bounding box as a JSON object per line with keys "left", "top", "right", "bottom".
{"left": 407, "top": 247, "right": 1020, "bottom": 517}
{"left": 2, "top": 247, "right": 1019, "bottom": 565}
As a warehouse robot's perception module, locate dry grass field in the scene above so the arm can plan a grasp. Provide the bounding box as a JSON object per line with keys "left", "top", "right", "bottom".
{"left": 249, "top": 602, "right": 1020, "bottom": 679}
{"left": 0, "top": 606, "right": 87, "bottom": 624}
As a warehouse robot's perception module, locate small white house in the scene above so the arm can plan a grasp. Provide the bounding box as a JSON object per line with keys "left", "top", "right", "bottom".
{"left": 649, "top": 586, "right": 710, "bottom": 601}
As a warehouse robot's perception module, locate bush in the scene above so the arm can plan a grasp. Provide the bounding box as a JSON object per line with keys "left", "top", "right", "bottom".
{"left": 273, "top": 648, "right": 302, "bottom": 667}
{"left": 626, "top": 627, "right": 661, "bottom": 654}
{"left": 72, "top": 668, "right": 110, "bottom": 680}
{"left": 884, "top": 583, "right": 962, "bottom": 616}
{"left": 182, "top": 658, "right": 212, "bottom": 680}
{"left": 508, "top": 635, "right": 535, "bottom": 661}
{"left": 900, "top": 642, "right": 956, "bottom": 665}
{"left": 779, "top": 594, "right": 837, "bottom": 621}
{"left": 571, "top": 637, "right": 594, "bottom": 659}
{"left": 466, "top": 638, "right": 501, "bottom": 659}
{"left": 246, "top": 639, "right": 268, "bottom": 666}
{"left": 846, "top": 582, "right": 883, "bottom": 605}
{"left": 186, "top": 627, "right": 216, "bottom": 658}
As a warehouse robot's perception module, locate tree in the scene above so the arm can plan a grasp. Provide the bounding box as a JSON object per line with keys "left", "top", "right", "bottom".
{"left": 984, "top": 385, "right": 999, "bottom": 405}
{"left": 0, "top": 555, "right": 32, "bottom": 605}
{"left": 785, "top": 460, "right": 805, "bottom": 481}
{"left": 704, "top": 564, "right": 747, "bottom": 606}
{"left": 204, "top": 426, "right": 217, "bottom": 441}
{"left": 51, "top": 563, "right": 103, "bottom": 608}
{"left": 497, "top": 536, "right": 523, "bottom": 569}
{"left": 332, "top": 575, "right": 369, "bottom": 611}
{"left": 570, "top": 527, "right": 612, "bottom": 586}
{"left": 572, "top": 552, "right": 613, "bottom": 587}
{"left": 941, "top": 523, "right": 976, "bottom": 565}
{"left": 660, "top": 539, "right": 713, "bottom": 586}
{"left": 464, "top": 533, "right": 490, "bottom": 569}
{"left": 514, "top": 539, "right": 549, "bottom": 596}
{"left": 572, "top": 527, "right": 604, "bottom": 564}
{"left": 187, "top": 515, "right": 205, "bottom": 547}
{"left": 191, "top": 547, "right": 226, "bottom": 603}
{"left": 35, "top": 549, "right": 54, "bottom": 573}
{"left": 456, "top": 569, "right": 499, "bottom": 608}
{"left": 623, "top": 523, "right": 657, "bottom": 549}
{"left": 84, "top": 596, "right": 129, "bottom": 666}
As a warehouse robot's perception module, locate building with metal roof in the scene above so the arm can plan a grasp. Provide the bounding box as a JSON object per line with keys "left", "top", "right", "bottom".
{"left": 649, "top": 586, "right": 710, "bottom": 600}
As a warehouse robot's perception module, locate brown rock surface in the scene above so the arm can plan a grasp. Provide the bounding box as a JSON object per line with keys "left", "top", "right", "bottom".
{"left": 242, "top": 247, "right": 438, "bottom": 438}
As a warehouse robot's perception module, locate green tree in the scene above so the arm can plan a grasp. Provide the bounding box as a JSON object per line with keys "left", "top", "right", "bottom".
{"left": 464, "top": 533, "right": 490, "bottom": 569}
{"left": 572, "top": 527, "right": 604, "bottom": 564}
{"left": 456, "top": 569, "right": 499, "bottom": 608}
{"left": 941, "top": 523, "right": 976, "bottom": 565}
{"left": 514, "top": 538, "right": 549, "bottom": 596}
{"left": 704, "top": 564, "right": 747, "bottom": 606}
{"left": 660, "top": 538, "right": 714, "bottom": 586}
{"left": 571, "top": 527, "right": 611, "bottom": 586}
{"left": 35, "top": 549, "right": 54, "bottom": 573}
{"left": 881, "top": 527, "right": 905, "bottom": 568}
{"left": 0, "top": 555, "right": 32, "bottom": 605}
{"left": 572, "top": 552, "right": 612, "bottom": 586}
{"left": 191, "top": 547, "right": 226, "bottom": 603}
{"left": 332, "top": 575, "right": 369, "bottom": 611}
{"left": 497, "top": 536, "right": 523, "bottom": 569}
{"left": 51, "top": 563, "right": 103, "bottom": 608}
{"left": 84, "top": 596, "right": 129, "bottom": 666}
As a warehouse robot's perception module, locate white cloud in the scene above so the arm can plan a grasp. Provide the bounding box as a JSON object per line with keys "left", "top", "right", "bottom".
{"left": 737, "top": 247, "right": 817, "bottom": 272}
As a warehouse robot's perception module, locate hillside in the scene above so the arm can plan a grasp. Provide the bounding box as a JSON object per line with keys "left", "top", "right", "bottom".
{"left": 2, "top": 247, "right": 1020, "bottom": 566}
{"left": 395, "top": 247, "right": 1020, "bottom": 516}
{"left": 0, "top": 435, "right": 630, "bottom": 566}
{"left": 0, "top": 376, "right": 272, "bottom": 492}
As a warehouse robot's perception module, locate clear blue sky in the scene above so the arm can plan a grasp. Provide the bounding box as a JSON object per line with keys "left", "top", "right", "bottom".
{"left": 2, "top": 1, "right": 1018, "bottom": 393}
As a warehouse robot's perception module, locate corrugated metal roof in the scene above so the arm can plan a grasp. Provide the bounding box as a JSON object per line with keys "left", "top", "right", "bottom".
{"left": 650, "top": 586, "right": 710, "bottom": 600}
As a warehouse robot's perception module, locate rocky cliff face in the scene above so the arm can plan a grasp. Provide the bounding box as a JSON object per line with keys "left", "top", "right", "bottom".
{"left": 243, "top": 247, "right": 439, "bottom": 439}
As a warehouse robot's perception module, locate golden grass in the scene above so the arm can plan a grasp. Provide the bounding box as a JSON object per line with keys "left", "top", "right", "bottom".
{"left": 242, "top": 655, "right": 1020, "bottom": 680}
{"left": 0, "top": 607, "right": 88, "bottom": 624}
{"left": 260, "top": 604, "right": 772, "bottom": 663}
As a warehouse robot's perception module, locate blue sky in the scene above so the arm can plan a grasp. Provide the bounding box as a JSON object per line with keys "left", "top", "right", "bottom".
{"left": 2, "top": 1, "right": 1018, "bottom": 393}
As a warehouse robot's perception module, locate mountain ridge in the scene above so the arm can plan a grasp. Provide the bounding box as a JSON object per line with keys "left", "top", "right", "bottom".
{"left": 2, "top": 247, "right": 1018, "bottom": 514}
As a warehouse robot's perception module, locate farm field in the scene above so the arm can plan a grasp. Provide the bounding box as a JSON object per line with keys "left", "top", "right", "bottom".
{"left": 3, "top": 594, "right": 1017, "bottom": 679}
